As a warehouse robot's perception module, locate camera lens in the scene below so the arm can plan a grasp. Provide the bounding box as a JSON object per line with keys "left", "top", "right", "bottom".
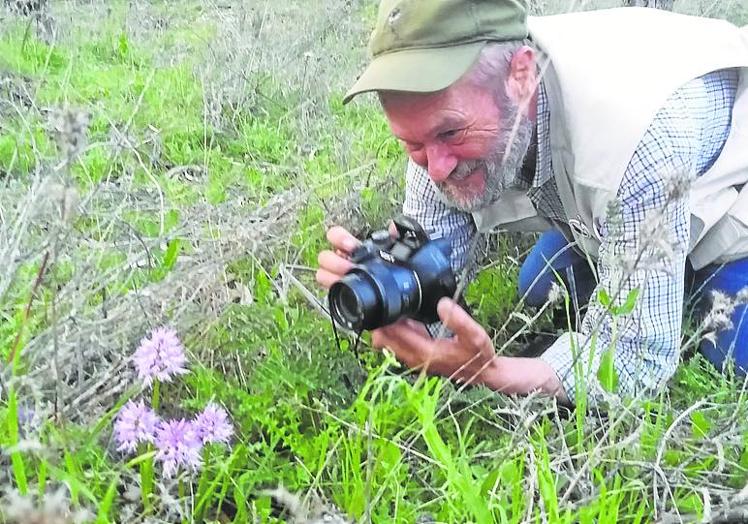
{"left": 336, "top": 286, "right": 361, "bottom": 321}
{"left": 330, "top": 260, "right": 425, "bottom": 331}
{"left": 330, "top": 272, "right": 380, "bottom": 331}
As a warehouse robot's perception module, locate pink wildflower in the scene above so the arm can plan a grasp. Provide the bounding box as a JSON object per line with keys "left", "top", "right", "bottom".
{"left": 194, "top": 403, "right": 234, "bottom": 445}
{"left": 154, "top": 419, "right": 203, "bottom": 478}
{"left": 132, "top": 326, "right": 188, "bottom": 387}
{"left": 114, "top": 400, "right": 160, "bottom": 453}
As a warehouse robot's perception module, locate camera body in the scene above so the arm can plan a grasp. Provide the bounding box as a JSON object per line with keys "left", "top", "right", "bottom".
{"left": 329, "top": 215, "right": 457, "bottom": 332}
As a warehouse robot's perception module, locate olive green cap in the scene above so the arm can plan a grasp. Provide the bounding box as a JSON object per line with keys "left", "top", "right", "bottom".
{"left": 344, "top": 0, "right": 528, "bottom": 104}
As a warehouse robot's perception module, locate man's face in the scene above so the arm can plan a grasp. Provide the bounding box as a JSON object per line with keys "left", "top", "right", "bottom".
{"left": 380, "top": 71, "right": 534, "bottom": 212}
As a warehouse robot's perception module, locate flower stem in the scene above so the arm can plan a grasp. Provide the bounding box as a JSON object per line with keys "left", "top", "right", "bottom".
{"left": 178, "top": 477, "right": 188, "bottom": 524}
{"left": 141, "top": 381, "right": 160, "bottom": 515}
{"left": 140, "top": 445, "right": 154, "bottom": 514}
{"left": 194, "top": 446, "right": 212, "bottom": 521}
{"left": 151, "top": 380, "right": 161, "bottom": 411}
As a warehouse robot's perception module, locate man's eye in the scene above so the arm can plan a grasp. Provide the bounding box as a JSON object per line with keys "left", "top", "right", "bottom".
{"left": 440, "top": 129, "right": 463, "bottom": 140}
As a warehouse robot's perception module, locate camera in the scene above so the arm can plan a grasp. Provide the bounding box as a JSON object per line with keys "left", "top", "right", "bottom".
{"left": 329, "top": 215, "right": 457, "bottom": 332}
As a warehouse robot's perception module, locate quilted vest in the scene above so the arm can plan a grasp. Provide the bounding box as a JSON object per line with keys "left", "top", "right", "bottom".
{"left": 472, "top": 7, "right": 748, "bottom": 270}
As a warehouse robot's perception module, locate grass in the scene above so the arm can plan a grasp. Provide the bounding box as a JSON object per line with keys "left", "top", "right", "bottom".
{"left": 1, "top": 0, "right": 748, "bottom": 522}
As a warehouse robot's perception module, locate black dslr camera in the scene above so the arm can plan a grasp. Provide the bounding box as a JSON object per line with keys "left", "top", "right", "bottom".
{"left": 329, "top": 215, "right": 457, "bottom": 332}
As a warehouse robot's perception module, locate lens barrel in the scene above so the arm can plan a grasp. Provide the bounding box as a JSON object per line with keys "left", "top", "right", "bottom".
{"left": 329, "top": 272, "right": 380, "bottom": 331}
{"left": 329, "top": 238, "right": 456, "bottom": 331}
{"left": 330, "top": 258, "right": 422, "bottom": 332}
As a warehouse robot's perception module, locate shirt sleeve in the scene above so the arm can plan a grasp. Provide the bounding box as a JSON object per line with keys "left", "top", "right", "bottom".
{"left": 402, "top": 159, "right": 477, "bottom": 278}
{"left": 538, "top": 70, "right": 736, "bottom": 406}
{"left": 402, "top": 159, "right": 477, "bottom": 337}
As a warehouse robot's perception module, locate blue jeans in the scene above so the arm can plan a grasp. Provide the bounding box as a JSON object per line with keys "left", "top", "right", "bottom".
{"left": 518, "top": 229, "right": 748, "bottom": 372}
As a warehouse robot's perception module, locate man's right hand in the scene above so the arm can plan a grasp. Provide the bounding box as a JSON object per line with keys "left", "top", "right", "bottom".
{"left": 315, "top": 226, "right": 361, "bottom": 289}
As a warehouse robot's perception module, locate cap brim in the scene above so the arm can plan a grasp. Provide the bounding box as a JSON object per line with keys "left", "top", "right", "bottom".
{"left": 343, "top": 41, "right": 486, "bottom": 104}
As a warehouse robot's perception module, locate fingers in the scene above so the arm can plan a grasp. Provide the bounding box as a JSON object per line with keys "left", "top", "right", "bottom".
{"left": 371, "top": 321, "right": 437, "bottom": 372}
{"left": 372, "top": 321, "right": 407, "bottom": 349}
{"left": 316, "top": 249, "right": 354, "bottom": 288}
{"left": 372, "top": 319, "right": 433, "bottom": 357}
{"left": 316, "top": 268, "right": 344, "bottom": 289}
{"left": 371, "top": 329, "right": 388, "bottom": 349}
{"left": 437, "top": 298, "right": 491, "bottom": 349}
{"left": 327, "top": 226, "right": 360, "bottom": 253}
{"left": 316, "top": 227, "right": 360, "bottom": 289}
{"left": 318, "top": 250, "right": 353, "bottom": 275}
{"left": 388, "top": 220, "right": 398, "bottom": 238}
{"left": 372, "top": 320, "right": 429, "bottom": 349}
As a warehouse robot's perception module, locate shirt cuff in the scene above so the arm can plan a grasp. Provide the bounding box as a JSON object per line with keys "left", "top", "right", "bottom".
{"left": 425, "top": 321, "right": 453, "bottom": 339}
{"left": 538, "top": 331, "right": 606, "bottom": 407}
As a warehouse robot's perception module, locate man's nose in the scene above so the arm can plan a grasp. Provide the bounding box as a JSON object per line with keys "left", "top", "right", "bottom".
{"left": 426, "top": 145, "right": 457, "bottom": 183}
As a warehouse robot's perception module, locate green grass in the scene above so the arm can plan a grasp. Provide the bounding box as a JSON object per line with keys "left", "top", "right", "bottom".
{"left": 1, "top": 1, "right": 747, "bottom": 522}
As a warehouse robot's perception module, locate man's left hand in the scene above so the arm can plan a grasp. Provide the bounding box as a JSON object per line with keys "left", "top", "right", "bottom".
{"left": 371, "top": 297, "right": 500, "bottom": 386}
{"left": 371, "top": 297, "right": 569, "bottom": 402}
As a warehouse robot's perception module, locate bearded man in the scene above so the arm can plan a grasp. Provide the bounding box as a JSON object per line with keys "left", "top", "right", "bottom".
{"left": 316, "top": 0, "right": 748, "bottom": 406}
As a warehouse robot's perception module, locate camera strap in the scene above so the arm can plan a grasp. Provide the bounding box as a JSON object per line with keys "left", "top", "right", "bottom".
{"left": 328, "top": 293, "right": 364, "bottom": 360}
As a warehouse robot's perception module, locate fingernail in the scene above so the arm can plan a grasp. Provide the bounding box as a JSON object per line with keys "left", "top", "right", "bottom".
{"left": 344, "top": 239, "right": 358, "bottom": 251}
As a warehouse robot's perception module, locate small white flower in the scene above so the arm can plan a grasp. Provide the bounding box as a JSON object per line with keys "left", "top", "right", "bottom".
{"left": 701, "top": 290, "right": 736, "bottom": 333}
{"left": 736, "top": 286, "right": 748, "bottom": 306}
{"left": 547, "top": 282, "right": 565, "bottom": 306}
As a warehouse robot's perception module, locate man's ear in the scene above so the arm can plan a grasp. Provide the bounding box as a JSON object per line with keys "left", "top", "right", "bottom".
{"left": 505, "top": 46, "right": 537, "bottom": 107}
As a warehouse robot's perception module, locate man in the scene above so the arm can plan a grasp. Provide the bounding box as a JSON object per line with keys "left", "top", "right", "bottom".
{"left": 316, "top": 0, "right": 748, "bottom": 406}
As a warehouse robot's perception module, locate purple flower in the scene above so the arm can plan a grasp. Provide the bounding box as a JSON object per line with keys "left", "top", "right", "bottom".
{"left": 154, "top": 419, "right": 203, "bottom": 478}
{"left": 114, "top": 400, "right": 160, "bottom": 453}
{"left": 194, "top": 403, "right": 234, "bottom": 445}
{"left": 132, "top": 326, "right": 188, "bottom": 387}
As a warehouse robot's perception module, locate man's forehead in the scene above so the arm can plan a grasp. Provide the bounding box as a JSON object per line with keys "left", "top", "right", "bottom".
{"left": 381, "top": 83, "right": 490, "bottom": 135}
{"left": 380, "top": 81, "right": 475, "bottom": 119}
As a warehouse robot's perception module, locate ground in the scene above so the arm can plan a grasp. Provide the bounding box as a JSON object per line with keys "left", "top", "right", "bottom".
{"left": 1, "top": 0, "right": 748, "bottom": 522}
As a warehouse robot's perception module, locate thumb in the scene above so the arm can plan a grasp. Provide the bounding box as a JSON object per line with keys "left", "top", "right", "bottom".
{"left": 437, "top": 297, "right": 490, "bottom": 348}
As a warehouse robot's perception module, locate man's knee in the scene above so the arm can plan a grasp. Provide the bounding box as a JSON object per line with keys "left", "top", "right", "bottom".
{"left": 692, "top": 257, "right": 748, "bottom": 373}
{"left": 518, "top": 230, "right": 581, "bottom": 308}
{"left": 518, "top": 261, "right": 555, "bottom": 307}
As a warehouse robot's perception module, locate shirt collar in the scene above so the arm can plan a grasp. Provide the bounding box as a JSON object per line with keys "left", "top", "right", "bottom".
{"left": 532, "top": 79, "right": 553, "bottom": 188}
{"left": 513, "top": 78, "right": 553, "bottom": 190}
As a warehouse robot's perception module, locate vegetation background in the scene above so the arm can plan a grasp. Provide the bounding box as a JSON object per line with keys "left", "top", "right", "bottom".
{"left": 1, "top": 0, "right": 748, "bottom": 522}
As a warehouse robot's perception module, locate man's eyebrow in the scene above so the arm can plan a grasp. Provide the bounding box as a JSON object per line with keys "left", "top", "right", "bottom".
{"left": 393, "top": 117, "right": 467, "bottom": 143}
{"left": 428, "top": 116, "right": 466, "bottom": 135}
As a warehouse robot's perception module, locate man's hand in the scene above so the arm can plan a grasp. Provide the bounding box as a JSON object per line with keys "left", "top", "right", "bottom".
{"left": 315, "top": 225, "right": 568, "bottom": 403}
{"left": 315, "top": 226, "right": 360, "bottom": 289}
{"left": 374, "top": 300, "right": 567, "bottom": 401}
{"left": 372, "top": 297, "right": 500, "bottom": 386}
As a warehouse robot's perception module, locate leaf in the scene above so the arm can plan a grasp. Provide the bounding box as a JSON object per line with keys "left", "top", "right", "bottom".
{"left": 117, "top": 33, "right": 129, "bottom": 58}
{"left": 690, "top": 410, "right": 711, "bottom": 439}
{"left": 613, "top": 288, "right": 640, "bottom": 316}
{"left": 597, "top": 346, "right": 618, "bottom": 393}
{"left": 480, "top": 468, "right": 501, "bottom": 497}
{"left": 96, "top": 476, "right": 119, "bottom": 524}
{"left": 162, "top": 238, "right": 182, "bottom": 271}
{"left": 597, "top": 288, "right": 611, "bottom": 308}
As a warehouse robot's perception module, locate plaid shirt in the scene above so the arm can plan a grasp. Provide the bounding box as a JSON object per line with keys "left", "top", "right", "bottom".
{"left": 402, "top": 68, "right": 739, "bottom": 405}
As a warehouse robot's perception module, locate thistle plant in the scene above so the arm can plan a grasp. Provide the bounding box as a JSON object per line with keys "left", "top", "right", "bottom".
{"left": 687, "top": 287, "right": 748, "bottom": 355}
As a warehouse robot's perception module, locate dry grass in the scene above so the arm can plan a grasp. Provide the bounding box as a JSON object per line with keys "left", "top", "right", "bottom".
{"left": 1, "top": 0, "right": 748, "bottom": 522}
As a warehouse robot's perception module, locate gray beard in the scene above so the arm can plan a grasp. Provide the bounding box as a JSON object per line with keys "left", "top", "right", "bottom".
{"left": 435, "top": 100, "right": 534, "bottom": 213}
